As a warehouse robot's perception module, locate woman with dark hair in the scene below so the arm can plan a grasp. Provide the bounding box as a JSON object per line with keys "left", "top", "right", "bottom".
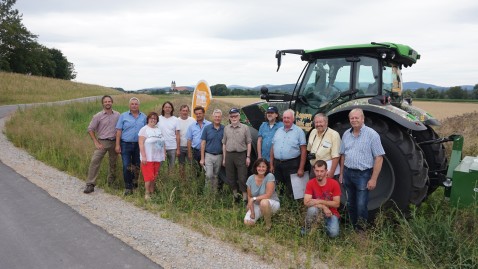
{"left": 158, "top": 101, "right": 180, "bottom": 172}
{"left": 138, "top": 112, "right": 165, "bottom": 200}
{"left": 244, "top": 158, "right": 280, "bottom": 231}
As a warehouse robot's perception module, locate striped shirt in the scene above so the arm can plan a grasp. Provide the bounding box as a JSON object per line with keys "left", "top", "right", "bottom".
{"left": 340, "top": 125, "right": 385, "bottom": 170}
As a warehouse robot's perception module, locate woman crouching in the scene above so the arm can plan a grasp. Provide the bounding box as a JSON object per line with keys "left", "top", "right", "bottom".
{"left": 244, "top": 158, "right": 280, "bottom": 231}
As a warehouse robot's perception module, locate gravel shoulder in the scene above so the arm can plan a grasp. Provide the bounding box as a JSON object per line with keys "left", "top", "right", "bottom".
{"left": 0, "top": 115, "right": 283, "bottom": 269}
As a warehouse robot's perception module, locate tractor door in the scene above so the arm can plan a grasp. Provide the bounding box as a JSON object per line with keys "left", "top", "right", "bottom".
{"left": 294, "top": 58, "right": 352, "bottom": 131}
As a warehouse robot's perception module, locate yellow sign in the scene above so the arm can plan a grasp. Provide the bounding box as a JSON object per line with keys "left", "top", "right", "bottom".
{"left": 191, "top": 80, "right": 212, "bottom": 119}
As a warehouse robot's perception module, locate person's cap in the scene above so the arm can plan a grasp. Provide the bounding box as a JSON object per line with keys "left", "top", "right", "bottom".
{"left": 266, "top": 106, "right": 278, "bottom": 113}
{"left": 229, "top": 108, "right": 240, "bottom": 114}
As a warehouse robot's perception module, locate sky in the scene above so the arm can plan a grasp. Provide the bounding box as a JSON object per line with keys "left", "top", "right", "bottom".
{"left": 14, "top": 0, "right": 478, "bottom": 91}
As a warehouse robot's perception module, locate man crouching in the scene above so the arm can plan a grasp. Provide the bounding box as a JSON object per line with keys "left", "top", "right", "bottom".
{"left": 302, "top": 160, "right": 341, "bottom": 238}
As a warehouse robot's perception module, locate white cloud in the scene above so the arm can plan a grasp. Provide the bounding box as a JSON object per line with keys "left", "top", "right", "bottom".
{"left": 14, "top": 0, "right": 478, "bottom": 90}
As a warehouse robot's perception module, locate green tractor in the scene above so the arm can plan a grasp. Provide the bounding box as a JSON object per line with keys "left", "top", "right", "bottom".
{"left": 239, "top": 42, "right": 448, "bottom": 217}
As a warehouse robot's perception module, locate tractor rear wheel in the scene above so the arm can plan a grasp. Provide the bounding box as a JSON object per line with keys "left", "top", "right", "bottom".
{"left": 412, "top": 126, "right": 447, "bottom": 194}
{"left": 331, "top": 115, "right": 429, "bottom": 219}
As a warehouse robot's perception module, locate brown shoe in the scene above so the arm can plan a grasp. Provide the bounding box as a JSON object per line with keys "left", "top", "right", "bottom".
{"left": 83, "top": 185, "right": 94, "bottom": 194}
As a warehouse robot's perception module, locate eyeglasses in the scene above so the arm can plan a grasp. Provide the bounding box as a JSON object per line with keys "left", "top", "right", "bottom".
{"left": 230, "top": 115, "right": 239, "bottom": 118}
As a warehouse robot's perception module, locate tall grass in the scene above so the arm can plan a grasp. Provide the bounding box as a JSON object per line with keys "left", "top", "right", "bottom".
{"left": 5, "top": 95, "right": 478, "bottom": 268}
{"left": 0, "top": 72, "right": 119, "bottom": 105}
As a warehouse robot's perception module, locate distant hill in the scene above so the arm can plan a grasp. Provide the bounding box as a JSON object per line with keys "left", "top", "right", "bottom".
{"left": 136, "top": 82, "right": 475, "bottom": 94}
{"left": 403, "top": 82, "right": 474, "bottom": 91}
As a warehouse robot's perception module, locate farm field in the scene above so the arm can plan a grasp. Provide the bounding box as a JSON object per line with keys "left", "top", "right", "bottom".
{"left": 216, "top": 97, "right": 478, "bottom": 120}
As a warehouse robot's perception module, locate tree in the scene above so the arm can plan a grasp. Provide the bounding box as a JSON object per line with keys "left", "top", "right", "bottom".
{"left": 210, "top": 84, "right": 230, "bottom": 96}
{"left": 402, "top": 89, "right": 414, "bottom": 98}
{"left": 425, "top": 87, "right": 440, "bottom": 99}
{"left": 446, "top": 86, "right": 465, "bottom": 99}
{"left": 471, "top": 84, "right": 478, "bottom": 99}
{"left": 0, "top": 0, "right": 37, "bottom": 71}
{"left": 414, "top": 88, "right": 426, "bottom": 98}
{"left": 0, "top": 0, "right": 76, "bottom": 79}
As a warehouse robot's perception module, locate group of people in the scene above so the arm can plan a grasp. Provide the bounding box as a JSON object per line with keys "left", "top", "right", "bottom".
{"left": 84, "top": 95, "right": 384, "bottom": 236}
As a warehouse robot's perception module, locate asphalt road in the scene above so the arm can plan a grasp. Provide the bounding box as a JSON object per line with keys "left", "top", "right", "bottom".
{"left": 0, "top": 101, "right": 161, "bottom": 269}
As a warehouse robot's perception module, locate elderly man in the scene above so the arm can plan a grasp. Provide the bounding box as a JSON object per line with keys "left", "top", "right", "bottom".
{"left": 222, "top": 108, "right": 252, "bottom": 204}
{"left": 83, "top": 95, "right": 120, "bottom": 194}
{"left": 339, "top": 108, "right": 385, "bottom": 231}
{"left": 115, "top": 97, "right": 147, "bottom": 195}
{"left": 302, "top": 160, "right": 341, "bottom": 237}
{"left": 270, "top": 109, "right": 307, "bottom": 197}
{"left": 200, "top": 109, "right": 224, "bottom": 192}
{"left": 307, "top": 113, "right": 341, "bottom": 179}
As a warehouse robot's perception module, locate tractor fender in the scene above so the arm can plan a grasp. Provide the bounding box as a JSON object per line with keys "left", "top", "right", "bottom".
{"left": 327, "top": 101, "right": 427, "bottom": 131}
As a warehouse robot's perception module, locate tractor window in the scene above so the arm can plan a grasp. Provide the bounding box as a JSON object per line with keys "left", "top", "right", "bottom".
{"left": 356, "top": 57, "right": 380, "bottom": 96}
{"left": 300, "top": 58, "right": 351, "bottom": 106}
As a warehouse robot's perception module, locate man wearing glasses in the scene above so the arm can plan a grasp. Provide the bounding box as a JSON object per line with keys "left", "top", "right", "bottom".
{"left": 222, "top": 108, "right": 252, "bottom": 204}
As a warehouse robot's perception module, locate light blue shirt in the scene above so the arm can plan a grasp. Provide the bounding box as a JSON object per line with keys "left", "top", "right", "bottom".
{"left": 258, "top": 121, "right": 284, "bottom": 162}
{"left": 340, "top": 124, "right": 385, "bottom": 170}
{"left": 272, "top": 124, "right": 306, "bottom": 160}
{"left": 246, "top": 173, "right": 279, "bottom": 202}
{"left": 186, "top": 119, "right": 211, "bottom": 150}
{"left": 116, "top": 111, "right": 147, "bottom": 142}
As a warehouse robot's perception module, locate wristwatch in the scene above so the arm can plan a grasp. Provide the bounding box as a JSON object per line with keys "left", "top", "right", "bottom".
{"left": 253, "top": 197, "right": 257, "bottom": 201}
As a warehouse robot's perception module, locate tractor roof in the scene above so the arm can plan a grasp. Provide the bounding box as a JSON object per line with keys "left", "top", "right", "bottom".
{"left": 303, "top": 42, "right": 420, "bottom": 67}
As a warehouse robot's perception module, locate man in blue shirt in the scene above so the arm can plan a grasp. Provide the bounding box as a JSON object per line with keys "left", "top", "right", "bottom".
{"left": 270, "top": 109, "right": 307, "bottom": 197}
{"left": 186, "top": 106, "right": 211, "bottom": 164}
{"left": 257, "top": 106, "right": 283, "bottom": 162}
{"left": 200, "top": 109, "right": 224, "bottom": 192}
{"left": 339, "top": 108, "right": 384, "bottom": 231}
{"left": 115, "top": 97, "right": 147, "bottom": 195}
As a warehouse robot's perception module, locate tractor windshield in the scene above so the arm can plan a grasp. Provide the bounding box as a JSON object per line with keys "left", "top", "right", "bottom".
{"left": 300, "top": 58, "right": 351, "bottom": 107}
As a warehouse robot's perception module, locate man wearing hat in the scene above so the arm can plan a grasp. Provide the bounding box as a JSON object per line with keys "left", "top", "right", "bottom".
{"left": 257, "top": 106, "right": 283, "bottom": 162}
{"left": 222, "top": 108, "right": 252, "bottom": 204}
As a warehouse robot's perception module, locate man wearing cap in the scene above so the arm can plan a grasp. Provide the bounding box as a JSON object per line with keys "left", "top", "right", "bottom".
{"left": 83, "top": 95, "right": 120, "bottom": 194}
{"left": 222, "top": 108, "right": 252, "bottom": 203}
{"left": 270, "top": 109, "right": 307, "bottom": 197}
{"left": 257, "top": 106, "right": 283, "bottom": 162}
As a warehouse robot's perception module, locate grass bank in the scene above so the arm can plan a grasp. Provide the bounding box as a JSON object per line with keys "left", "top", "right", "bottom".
{"left": 0, "top": 72, "right": 120, "bottom": 105}
{"left": 5, "top": 95, "right": 478, "bottom": 268}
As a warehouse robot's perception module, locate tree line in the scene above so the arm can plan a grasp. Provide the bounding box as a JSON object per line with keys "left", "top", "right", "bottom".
{"left": 403, "top": 85, "right": 478, "bottom": 100}
{"left": 0, "top": 0, "right": 76, "bottom": 80}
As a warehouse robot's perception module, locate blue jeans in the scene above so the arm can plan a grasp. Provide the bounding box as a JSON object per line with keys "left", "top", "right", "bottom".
{"left": 120, "top": 141, "right": 140, "bottom": 190}
{"left": 343, "top": 167, "right": 372, "bottom": 230}
{"left": 305, "top": 207, "right": 340, "bottom": 238}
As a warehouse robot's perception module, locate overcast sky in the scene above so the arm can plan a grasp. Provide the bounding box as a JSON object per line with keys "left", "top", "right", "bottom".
{"left": 15, "top": 0, "right": 478, "bottom": 91}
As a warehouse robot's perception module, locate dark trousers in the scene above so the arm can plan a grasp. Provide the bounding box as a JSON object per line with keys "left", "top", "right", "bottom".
{"left": 120, "top": 141, "right": 140, "bottom": 190}
{"left": 225, "top": 151, "right": 247, "bottom": 193}
{"left": 273, "top": 157, "right": 300, "bottom": 198}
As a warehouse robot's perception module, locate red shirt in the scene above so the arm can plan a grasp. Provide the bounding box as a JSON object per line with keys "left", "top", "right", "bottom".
{"left": 305, "top": 178, "right": 341, "bottom": 217}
